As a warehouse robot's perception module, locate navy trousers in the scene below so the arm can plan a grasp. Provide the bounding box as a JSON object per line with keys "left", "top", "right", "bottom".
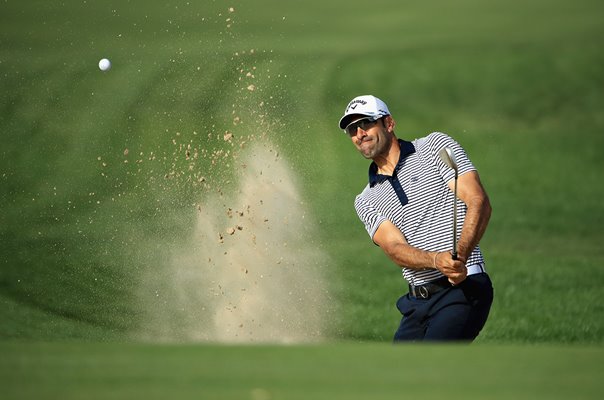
{"left": 393, "top": 273, "right": 494, "bottom": 342}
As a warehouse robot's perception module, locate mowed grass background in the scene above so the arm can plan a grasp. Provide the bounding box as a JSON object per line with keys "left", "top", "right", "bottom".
{"left": 1, "top": 0, "right": 603, "bottom": 398}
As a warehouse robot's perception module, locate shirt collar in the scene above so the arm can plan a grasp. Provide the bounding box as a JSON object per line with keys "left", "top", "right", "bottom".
{"left": 368, "top": 139, "right": 416, "bottom": 187}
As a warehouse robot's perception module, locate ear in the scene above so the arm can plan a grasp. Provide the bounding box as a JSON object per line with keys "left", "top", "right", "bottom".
{"left": 383, "top": 115, "right": 395, "bottom": 133}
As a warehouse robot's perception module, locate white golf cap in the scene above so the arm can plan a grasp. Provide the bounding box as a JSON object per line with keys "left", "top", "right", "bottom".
{"left": 338, "top": 95, "right": 391, "bottom": 130}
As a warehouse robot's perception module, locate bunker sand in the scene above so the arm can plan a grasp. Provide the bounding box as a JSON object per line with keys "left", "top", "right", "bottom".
{"left": 139, "top": 142, "right": 331, "bottom": 343}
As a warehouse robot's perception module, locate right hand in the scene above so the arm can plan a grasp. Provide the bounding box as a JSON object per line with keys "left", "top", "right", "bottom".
{"left": 434, "top": 251, "right": 467, "bottom": 285}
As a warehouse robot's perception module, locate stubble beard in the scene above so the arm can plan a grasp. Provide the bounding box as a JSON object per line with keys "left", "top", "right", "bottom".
{"left": 359, "top": 129, "right": 392, "bottom": 160}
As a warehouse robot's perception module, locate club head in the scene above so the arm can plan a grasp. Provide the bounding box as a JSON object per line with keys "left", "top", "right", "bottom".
{"left": 438, "top": 147, "right": 458, "bottom": 173}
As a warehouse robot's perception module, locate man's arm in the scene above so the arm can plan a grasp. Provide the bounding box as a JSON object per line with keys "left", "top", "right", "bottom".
{"left": 450, "top": 170, "right": 492, "bottom": 263}
{"left": 373, "top": 220, "right": 467, "bottom": 284}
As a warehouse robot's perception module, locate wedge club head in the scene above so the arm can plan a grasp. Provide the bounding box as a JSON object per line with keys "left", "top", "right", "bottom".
{"left": 438, "top": 147, "right": 458, "bottom": 177}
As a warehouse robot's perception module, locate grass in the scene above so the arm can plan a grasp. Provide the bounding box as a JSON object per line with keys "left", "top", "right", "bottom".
{"left": 1, "top": 0, "right": 603, "bottom": 397}
{"left": 2, "top": 341, "right": 603, "bottom": 400}
{"left": 1, "top": 0, "right": 603, "bottom": 346}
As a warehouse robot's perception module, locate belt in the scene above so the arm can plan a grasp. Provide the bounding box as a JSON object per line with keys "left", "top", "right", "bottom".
{"left": 409, "top": 276, "right": 451, "bottom": 299}
{"left": 408, "top": 263, "right": 486, "bottom": 299}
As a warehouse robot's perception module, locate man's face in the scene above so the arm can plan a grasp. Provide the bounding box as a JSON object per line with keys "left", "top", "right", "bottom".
{"left": 346, "top": 116, "right": 393, "bottom": 160}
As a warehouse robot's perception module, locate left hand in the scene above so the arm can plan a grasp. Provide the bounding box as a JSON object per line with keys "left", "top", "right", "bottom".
{"left": 435, "top": 251, "right": 467, "bottom": 285}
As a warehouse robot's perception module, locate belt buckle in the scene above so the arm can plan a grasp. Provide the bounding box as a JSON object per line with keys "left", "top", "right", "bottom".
{"left": 418, "top": 285, "right": 429, "bottom": 299}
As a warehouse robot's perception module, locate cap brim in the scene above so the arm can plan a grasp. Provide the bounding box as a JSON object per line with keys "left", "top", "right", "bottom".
{"left": 339, "top": 113, "right": 371, "bottom": 130}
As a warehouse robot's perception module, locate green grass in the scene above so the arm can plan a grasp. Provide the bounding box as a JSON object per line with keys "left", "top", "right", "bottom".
{"left": 1, "top": 0, "right": 604, "bottom": 345}
{"left": 2, "top": 341, "right": 603, "bottom": 400}
{"left": 2, "top": 0, "right": 603, "bottom": 397}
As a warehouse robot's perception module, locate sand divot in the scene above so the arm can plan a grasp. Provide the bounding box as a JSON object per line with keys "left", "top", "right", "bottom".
{"left": 140, "top": 141, "right": 330, "bottom": 343}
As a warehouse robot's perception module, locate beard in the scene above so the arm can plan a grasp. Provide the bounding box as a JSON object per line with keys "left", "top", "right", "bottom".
{"left": 358, "top": 129, "right": 393, "bottom": 160}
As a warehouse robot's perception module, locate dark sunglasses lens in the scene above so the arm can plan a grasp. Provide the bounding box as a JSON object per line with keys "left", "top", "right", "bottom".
{"left": 346, "top": 118, "right": 371, "bottom": 135}
{"left": 345, "top": 123, "right": 358, "bottom": 135}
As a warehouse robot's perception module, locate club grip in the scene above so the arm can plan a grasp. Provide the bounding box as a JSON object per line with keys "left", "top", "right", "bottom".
{"left": 452, "top": 252, "right": 458, "bottom": 260}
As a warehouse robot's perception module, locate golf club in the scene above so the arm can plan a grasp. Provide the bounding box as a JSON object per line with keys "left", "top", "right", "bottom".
{"left": 438, "top": 147, "right": 459, "bottom": 260}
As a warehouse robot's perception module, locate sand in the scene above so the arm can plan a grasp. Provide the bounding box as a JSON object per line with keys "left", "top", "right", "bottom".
{"left": 138, "top": 141, "right": 332, "bottom": 343}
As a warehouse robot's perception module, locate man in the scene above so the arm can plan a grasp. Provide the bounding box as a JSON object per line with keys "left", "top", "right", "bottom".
{"left": 339, "top": 95, "right": 493, "bottom": 341}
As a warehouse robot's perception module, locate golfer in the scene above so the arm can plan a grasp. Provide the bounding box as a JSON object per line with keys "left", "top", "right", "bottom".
{"left": 339, "top": 95, "right": 493, "bottom": 341}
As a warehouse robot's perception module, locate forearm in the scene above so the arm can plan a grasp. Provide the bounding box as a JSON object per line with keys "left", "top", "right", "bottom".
{"left": 382, "top": 242, "right": 438, "bottom": 271}
{"left": 373, "top": 220, "right": 468, "bottom": 284}
{"left": 457, "top": 195, "right": 492, "bottom": 262}
{"left": 381, "top": 238, "right": 467, "bottom": 285}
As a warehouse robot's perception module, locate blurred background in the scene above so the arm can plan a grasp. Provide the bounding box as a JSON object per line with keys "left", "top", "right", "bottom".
{"left": 1, "top": 0, "right": 603, "bottom": 345}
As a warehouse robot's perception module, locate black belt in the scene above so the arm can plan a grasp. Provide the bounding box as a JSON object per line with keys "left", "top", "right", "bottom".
{"left": 408, "top": 277, "right": 452, "bottom": 299}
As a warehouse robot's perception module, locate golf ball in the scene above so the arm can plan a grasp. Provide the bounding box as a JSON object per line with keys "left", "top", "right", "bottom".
{"left": 98, "top": 58, "right": 111, "bottom": 71}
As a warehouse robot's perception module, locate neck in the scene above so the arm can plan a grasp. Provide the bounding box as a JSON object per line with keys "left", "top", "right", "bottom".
{"left": 374, "top": 139, "right": 400, "bottom": 176}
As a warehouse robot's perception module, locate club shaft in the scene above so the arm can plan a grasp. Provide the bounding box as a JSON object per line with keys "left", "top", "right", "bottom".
{"left": 452, "top": 176, "right": 458, "bottom": 260}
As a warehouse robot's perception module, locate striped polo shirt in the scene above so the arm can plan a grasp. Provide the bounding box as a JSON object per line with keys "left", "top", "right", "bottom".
{"left": 354, "top": 132, "right": 485, "bottom": 286}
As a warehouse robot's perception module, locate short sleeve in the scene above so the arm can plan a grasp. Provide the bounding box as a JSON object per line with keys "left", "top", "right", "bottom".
{"left": 354, "top": 191, "right": 388, "bottom": 241}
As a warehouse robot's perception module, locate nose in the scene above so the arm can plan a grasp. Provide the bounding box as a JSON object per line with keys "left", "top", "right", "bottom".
{"left": 355, "top": 127, "right": 367, "bottom": 139}
{"left": 353, "top": 128, "right": 367, "bottom": 144}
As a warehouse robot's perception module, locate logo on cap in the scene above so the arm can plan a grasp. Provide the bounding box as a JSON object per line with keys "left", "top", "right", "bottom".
{"left": 346, "top": 99, "right": 367, "bottom": 113}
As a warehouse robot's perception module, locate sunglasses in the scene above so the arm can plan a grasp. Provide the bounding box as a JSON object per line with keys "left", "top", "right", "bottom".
{"left": 344, "top": 117, "right": 380, "bottom": 136}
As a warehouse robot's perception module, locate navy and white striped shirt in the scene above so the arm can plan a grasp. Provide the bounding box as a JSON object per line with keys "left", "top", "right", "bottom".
{"left": 354, "top": 132, "right": 485, "bottom": 286}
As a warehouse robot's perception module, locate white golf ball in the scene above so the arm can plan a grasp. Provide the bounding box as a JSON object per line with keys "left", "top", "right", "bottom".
{"left": 98, "top": 58, "right": 111, "bottom": 71}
